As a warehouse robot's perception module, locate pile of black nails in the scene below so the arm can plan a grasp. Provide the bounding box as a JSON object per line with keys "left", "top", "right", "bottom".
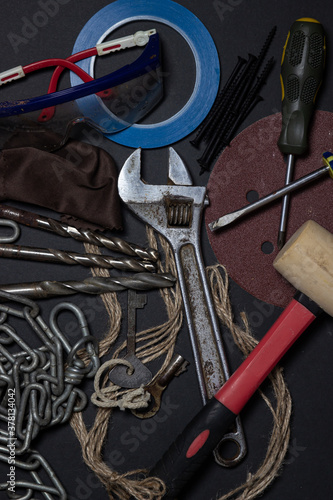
{"left": 191, "top": 26, "right": 277, "bottom": 174}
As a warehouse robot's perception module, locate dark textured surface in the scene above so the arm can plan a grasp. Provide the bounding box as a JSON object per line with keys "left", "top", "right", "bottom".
{"left": 0, "top": 2, "right": 333, "bottom": 500}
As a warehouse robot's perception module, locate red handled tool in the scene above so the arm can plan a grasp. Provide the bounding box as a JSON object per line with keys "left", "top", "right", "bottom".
{"left": 150, "top": 219, "right": 333, "bottom": 498}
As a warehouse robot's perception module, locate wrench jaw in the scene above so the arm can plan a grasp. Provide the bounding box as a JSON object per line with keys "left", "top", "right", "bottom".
{"left": 167, "top": 147, "right": 193, "bottom": 186}
{"left": 117, "top": 148, "right": 146, "bottom": 204}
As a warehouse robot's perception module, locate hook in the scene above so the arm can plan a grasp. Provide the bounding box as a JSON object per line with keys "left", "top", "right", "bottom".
{"left": 0, "top": 219, "right": 20, "bottom": 243}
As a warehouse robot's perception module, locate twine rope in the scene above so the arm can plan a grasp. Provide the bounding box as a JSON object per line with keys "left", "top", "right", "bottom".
{"left": 69, "top": 233, "right": 292, "bottom": 500}
{"left": 91, "top": 358, "right": 150, "bottom": 410}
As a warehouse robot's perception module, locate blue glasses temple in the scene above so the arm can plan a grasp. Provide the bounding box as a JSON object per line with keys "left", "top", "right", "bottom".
{"left": 0, "top": 33, "right": 160, "bottom": 118}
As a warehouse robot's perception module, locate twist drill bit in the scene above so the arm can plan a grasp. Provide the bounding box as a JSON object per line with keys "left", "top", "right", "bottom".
{"left": 0, "top": 243, "right": 156, "bottom": 273}
{"left": 0, "top": 273, "right": 176, "bottom": 299}
{"left": 0, "top": 204, "right": 159, "bottom": 262}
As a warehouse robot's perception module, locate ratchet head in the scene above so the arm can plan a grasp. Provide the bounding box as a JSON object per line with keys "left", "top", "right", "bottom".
{"left": 118, "top": 148, "right": 207, "bottom": 240}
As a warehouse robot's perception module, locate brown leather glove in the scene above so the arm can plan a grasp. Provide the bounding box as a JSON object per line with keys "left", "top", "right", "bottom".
{"left": 0, "top": 128, "right": 122, "bottom": 231}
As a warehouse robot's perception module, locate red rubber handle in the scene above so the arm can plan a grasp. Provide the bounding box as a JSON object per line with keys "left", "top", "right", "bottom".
{"left": 150, "top": 294, "right": 321, "bottom": 498}
{"left": 216, "top": 295, "right": 317, "bottom": 413}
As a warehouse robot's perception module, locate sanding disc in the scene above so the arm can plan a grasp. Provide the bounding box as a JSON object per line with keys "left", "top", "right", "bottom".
{"left": 205, "top": 111, "right": 333, "bottom": 308}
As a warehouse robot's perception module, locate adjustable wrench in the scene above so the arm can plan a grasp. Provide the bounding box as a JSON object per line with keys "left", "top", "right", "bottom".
{"left": 118, "top": 148, "right": 246, "bottom": 467}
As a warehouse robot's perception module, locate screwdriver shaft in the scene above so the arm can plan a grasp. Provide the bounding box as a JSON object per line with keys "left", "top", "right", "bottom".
{"left": 276, "top": 19, "right": 325, "bottom": 249}
{"left": 0, "top": 204, "right": 159, "bottom": 262}
{"left": 0, "top": 243, "right": 156, "bottom": 273}
{"left": 0, "top": 273, "right": 177, "bottom": 299}
{"left": 277, "top": 154, "right": 295, "bottom": 248}
{"left": 209, "top": 164, "right": 329, "bottom": 231}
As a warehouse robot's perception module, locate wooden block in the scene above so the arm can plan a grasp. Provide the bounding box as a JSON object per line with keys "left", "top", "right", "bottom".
{"left": 273, "top": 220, "right": 333, "bottom": 316}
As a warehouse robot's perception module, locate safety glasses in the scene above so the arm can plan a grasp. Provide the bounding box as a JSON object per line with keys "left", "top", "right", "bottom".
{"left": 0, "top": 30, "right": 163, "bottom": 143}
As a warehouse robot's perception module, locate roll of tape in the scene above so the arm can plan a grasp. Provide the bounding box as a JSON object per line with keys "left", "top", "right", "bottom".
{"left": 71, "top": 0, "right": 220, "bottom": 148}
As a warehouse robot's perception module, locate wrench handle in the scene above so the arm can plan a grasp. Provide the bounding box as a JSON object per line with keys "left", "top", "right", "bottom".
{"left": 176, "top": 243, "right": 229, "bottom": 398}
{"left": 176, "top": 242, "right": 247, "bottom": 466}
{"left": 150, "top": 293, "right": 321, "bottom": 498}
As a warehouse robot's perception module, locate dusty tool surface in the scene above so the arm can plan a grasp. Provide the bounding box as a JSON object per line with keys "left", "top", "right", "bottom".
{"left": 206, "top": 111, "right": 333, "bottom": 308}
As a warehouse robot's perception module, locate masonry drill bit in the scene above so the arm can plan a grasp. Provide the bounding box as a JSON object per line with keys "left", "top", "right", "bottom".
{"left": 0, "top": 243, "right": 156, "bottom": 272}
{"left": 0, "top": 273, "right": 176, "bottom": 299}
{"left": 0, "top": 204, "right": 159, "bottom": 262}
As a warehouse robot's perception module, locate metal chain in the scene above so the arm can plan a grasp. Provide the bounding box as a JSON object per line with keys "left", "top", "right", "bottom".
{"left": 0, "top": 291, "right": 99, "bottom": 498}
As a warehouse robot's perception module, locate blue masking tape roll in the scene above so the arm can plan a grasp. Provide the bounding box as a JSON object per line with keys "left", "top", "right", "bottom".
{"left": 71, "top": 0, "right": 220, "bottom": 148}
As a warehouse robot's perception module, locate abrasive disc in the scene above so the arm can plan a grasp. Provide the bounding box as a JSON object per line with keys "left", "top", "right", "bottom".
{"left": 205, "top": 111, "right": 333, "bottom": 308}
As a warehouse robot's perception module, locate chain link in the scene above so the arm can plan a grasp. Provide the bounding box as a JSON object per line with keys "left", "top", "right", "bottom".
{"left": 0, "top": 291, "right": 99, "bottom": 498}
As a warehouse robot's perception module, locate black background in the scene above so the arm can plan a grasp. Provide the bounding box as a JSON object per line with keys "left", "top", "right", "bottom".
{"left": 0, "top": 1, "right": 333, "bottom": 499}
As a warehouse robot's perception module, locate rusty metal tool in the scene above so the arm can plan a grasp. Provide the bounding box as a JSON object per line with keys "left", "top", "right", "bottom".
{"left": 0, "top": 203, "right": 158, "bottom": 261}
{"left": 109, "top": 290, "right": 152, "bottom": 388}
{"left": 0, "top": 243, "right": 156, "bottom": 273}
{"left": 118, "top": 147, "right": 246, "bottom": 467}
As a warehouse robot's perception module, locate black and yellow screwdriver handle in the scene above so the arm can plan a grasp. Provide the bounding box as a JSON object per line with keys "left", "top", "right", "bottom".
{"left": 277, "top": 18, "right": 325, "bottom": 155}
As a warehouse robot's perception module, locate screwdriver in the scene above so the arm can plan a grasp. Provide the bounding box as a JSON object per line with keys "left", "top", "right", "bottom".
{"left": 209, "top": 152, "right": 333, "bottom": 231}
{"left": 277, "top": 18, "right": 325, "bottom": 249}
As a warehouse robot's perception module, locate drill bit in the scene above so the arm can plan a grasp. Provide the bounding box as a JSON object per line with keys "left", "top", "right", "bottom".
{"left": 0, "top": 243, "right": 156, "bottom": 273}
{"left": 0, "top": 273, "right": 176, "bottom": 299}
{"left": 0, "top": 203, "right": 159, "bottom": 262}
